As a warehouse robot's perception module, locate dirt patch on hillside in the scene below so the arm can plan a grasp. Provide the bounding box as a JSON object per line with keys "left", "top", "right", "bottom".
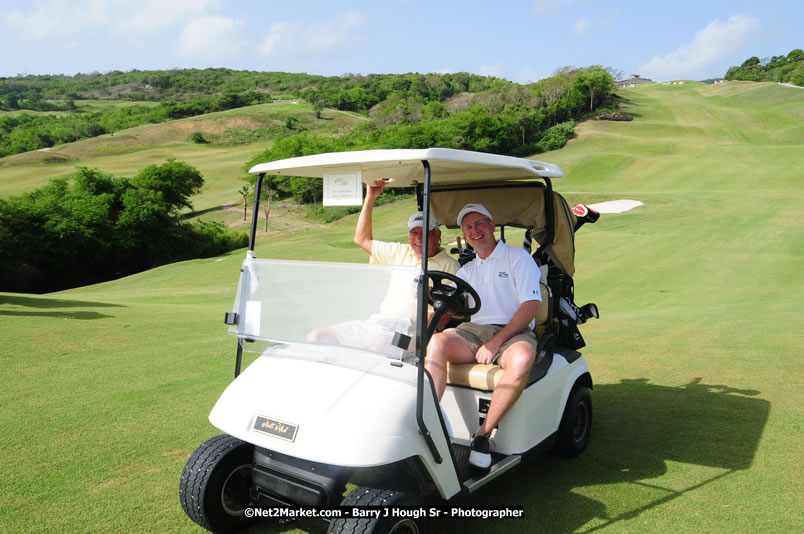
{"left": 172, "top": 117, "right": 265, "bottom": 135}
{"left": 124, "top": 116, "right": 267, "bottom": 146}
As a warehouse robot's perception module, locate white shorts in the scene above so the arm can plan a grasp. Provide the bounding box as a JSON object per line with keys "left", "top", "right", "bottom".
{"left": 330, "top": 314, "right": 415, "bottom": 360}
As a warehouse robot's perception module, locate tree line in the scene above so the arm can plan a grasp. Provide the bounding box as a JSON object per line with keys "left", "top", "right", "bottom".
{"left": 1, "top": 69, "right": 328, "bottom": 104}
{"left": 1, "top": 67, "right": 614, "bottom": 158}
{"left": 242, "top": 66, "right": 615, "bottom": 222}
{"left": 0, "top": 160, "right": 248, "bottom": 293}
{"left": 724, "top": 49, "right": 804, "bottom": 85}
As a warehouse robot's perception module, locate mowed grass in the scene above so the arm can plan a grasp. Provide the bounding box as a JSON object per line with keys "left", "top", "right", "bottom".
{"left": 1, "top": 80, "right": 803, "bottom": 533}
{"left": 0, "top": 101, "right": 362, "bottom": 212}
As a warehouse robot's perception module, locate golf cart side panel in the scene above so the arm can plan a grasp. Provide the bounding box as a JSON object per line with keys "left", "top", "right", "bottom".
{"left": 492, "top": 355, "right": 590, "bottom": 454}
{"left": 440, "top": 355, "right": 590, "bottom": 454}
{"left": 208, "top": 347, "right": 462, "bottom": 499}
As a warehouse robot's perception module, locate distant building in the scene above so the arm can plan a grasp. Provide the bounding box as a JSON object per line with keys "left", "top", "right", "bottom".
{"left": 615, "top": 74, "right": 654, "bottom": 89}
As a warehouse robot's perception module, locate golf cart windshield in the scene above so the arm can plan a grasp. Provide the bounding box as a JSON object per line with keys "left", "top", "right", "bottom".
{"left": 229, "top": 259, "right": 419, "bottom": 360}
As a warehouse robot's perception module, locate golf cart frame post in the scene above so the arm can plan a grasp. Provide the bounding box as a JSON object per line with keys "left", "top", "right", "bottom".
{"left": 230, "top": 172, "right": 267, "bottom": 378}
{"left": 414, "top": 160, "right": 444, "bottom": 463}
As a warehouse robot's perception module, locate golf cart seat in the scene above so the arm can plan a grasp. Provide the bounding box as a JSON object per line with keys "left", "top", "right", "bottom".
{"left": 446, "top": 265, "right": 551, "bottom": 391}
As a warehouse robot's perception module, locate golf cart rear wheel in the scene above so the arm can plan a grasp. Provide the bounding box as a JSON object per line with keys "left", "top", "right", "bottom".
{"left": 554, "top": 384, "right": 592, "bottom": 457}
{"left": 328, "top": 487, "right": 426, "bottom": 534}
{"left": 179, "top": 434, "right": 255, "bottom": 533}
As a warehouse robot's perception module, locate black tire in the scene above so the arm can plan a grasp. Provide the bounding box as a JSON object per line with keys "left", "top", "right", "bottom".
{"left": 179, "top": 434, "right": 255, "bottom": 533}
{"left": 554, "top": 384, "right": 592, "bottom": 457}
{"left": 328, "top": 487, "right": 426, "bottom": 534}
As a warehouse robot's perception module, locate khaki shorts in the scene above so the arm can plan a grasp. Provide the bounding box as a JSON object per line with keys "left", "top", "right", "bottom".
{"left": 446, "top": 322, "right": 539, "bottom": 364}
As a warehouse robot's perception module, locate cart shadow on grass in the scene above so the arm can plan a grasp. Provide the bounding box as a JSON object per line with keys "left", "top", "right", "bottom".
{"left": 433, "top": 377, "right": 769, "bottom": 533}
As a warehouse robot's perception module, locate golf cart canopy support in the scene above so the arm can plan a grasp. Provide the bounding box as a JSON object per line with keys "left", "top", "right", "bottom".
{"left": 248, "top": 148, "right": 564, "bottom": 187}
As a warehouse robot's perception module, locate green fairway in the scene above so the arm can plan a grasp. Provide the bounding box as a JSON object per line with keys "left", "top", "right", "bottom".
{"left": 1, "top": 81, "right": 802, "bottom": 533}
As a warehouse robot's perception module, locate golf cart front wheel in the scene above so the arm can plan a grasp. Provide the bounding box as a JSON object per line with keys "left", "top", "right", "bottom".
{"left": 554, "top": 384, "right": 592, "bottom": 457}
{"left": 328, "top": 487, "right": 426, "bottom": 534}
{"left": 179, "top": 434, "right": 255, "bottom": 533}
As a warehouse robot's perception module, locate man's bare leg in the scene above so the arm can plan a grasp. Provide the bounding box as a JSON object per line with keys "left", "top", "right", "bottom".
{"left": 468, "top": 342, "right": 535, "bottom": 470}
{"left": 426, "top": 331, "right": 476, "bottom": 400}
{"left": 476, "top": 341, "right": 535, "bottom": 435}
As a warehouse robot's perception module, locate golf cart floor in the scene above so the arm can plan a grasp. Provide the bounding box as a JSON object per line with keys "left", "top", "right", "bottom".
{"left": 452, "top": 442, "right": 509, "bottom": 485}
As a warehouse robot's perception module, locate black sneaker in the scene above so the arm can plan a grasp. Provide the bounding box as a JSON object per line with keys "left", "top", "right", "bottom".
{"left": 469, "top": 433, "right": 491, "bottom": 470}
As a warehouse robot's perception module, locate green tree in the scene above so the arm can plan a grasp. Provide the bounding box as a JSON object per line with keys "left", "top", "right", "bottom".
{"left": 3, "top": 93, "right": 20, "bottom": 109}
{"left": 129, "top": 158, "right": 204, "bottom": 213}
{"left": 576, "top": 67, "right": 613, "bottom": 111}
{"left": 238, "top": 184, "right": 252, "bottom": 221}
{"left": 312, "top": 100, "right": 325, "bottom": 119}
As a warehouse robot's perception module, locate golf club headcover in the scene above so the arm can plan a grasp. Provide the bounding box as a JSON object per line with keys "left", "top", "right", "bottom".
{"left": 573, "top": 204, "right": 601, "bottom": 231}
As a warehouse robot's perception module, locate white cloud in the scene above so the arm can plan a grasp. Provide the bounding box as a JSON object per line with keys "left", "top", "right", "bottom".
{"left": 258, "top": 11, "right": 368, "bottom": 56}
{"left": 638, "top": 14, "right": 761, "bottom": 80}
{"left": 116, "top": 0, "right": 220, "bottom": 33}
{"left": 476, "top": 63, "right": 505, "bottom": 78}
{"left": 573, "top": 18, "right": 590, "bottom": 37}
{"left": 177, "top": 16, "right": 242, "bottom": 59}
{"left": 6, "top": 0, "right": 108, "bottom": 39}
{"left": 5, "top": 0, "right": 221, "bottom": 39}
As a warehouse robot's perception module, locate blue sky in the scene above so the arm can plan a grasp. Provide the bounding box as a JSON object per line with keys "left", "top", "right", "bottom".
{"left": 1, "top": 0, "right": 801, "bottom": 82}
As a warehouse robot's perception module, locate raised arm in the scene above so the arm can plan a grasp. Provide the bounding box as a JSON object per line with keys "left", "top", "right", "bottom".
{"left": 354, "top": 179, "right": 389, "bottom": 254}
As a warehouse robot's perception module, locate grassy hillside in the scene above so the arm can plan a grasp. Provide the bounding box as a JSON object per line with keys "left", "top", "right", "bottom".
{"left": 1, "top": 81, "right": 802, "bottom": 533}
{"left": 0, "top": 101, "right": 362, "bottom": 209}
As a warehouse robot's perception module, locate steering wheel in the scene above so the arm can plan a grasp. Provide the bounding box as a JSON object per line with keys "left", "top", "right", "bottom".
{"left": 427, "top": 271, "right": 481, "bottom": 317}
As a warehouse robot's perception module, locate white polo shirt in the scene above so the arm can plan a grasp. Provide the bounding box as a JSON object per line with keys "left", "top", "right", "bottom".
{"left": 457, "top": 241, "right": 542, "bottom": 328}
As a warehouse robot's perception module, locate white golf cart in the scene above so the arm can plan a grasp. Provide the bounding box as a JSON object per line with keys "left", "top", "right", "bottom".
{"left": 180, "top": 148, "right": 600, "bottom": 533}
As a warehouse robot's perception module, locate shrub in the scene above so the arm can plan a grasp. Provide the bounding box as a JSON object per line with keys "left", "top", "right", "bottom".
{"left": 536, "top": 120, "right": 576, "bottom": 152}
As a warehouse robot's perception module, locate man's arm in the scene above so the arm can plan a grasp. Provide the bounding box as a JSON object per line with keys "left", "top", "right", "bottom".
{"left": 354, "top": 179, "right": 388, "bottom": 254}
{"left": 474, "top": 300, "right": 540, "bottom": 364}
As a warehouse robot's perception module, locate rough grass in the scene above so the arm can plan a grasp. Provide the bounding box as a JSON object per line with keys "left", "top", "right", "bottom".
{"left": 1, "top": 81, "right": 803, "bottom": 533}
{"left": 0, "top": 102, "right": 362, "bottom": 206}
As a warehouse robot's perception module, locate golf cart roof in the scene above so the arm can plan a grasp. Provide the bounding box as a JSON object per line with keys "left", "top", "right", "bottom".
{"left": 248, "top": 148, "right": 563, "bottom": 187}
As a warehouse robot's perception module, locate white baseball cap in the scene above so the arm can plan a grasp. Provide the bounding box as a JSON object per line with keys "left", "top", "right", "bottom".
{"left": 457, "top": 203, "right": 493, "bottom": 226}
{"left": 407, "top": 211, "right": 438, "bottom": 232}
